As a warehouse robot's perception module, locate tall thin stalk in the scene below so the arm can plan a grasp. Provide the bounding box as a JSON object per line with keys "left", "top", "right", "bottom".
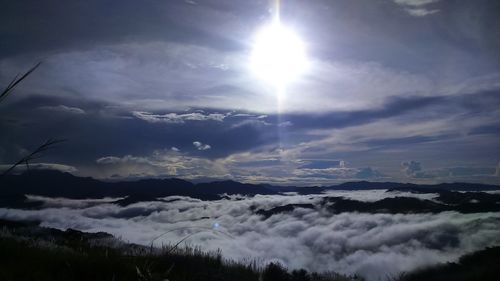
{"left": 1, "top": 62, "right": 66, "bottom": 177}
{"left": 1, "top": 138, "right": 66, "bottom": 176}
{"left": 0, "top": 62, "right": 41, "bottom": 103}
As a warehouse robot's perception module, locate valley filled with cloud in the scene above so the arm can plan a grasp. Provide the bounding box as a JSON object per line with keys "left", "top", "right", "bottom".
{"left": 2, "top": 191, "right": 499, "bottom": 280}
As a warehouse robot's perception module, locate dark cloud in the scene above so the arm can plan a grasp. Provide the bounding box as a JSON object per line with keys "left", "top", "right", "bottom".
{"left": 469, "top": 124, "right": 500, "bottom": 136}
{"left": 365, "top": 135, "right": 452, "bottom": 148}
{"left": 299, "top": 160, "right": 345, "bottom": 169}
{"left": 0, "top": 95, "right": 280, "bottom": 163}
{"left": 401, "top": 161, "right": 427, "bottom": 178}
{"left": 355, "top": 167, "right": 383, "bottom": 179}
{"left": 292, "top": 160, "right": 383, "bottom": 181}
{"left": 401, "top": 161, "right": 498, "bottom": 180}
{"left": 274, "top": 90, "right": 500, "bottom": 130}
{"left": 1, "top": 88, "right": 499, "bottom": 184}
{"left": 0, "top": 0, "right": 256, "bottom": 58}
{"left": 0, "top": 0, "right": 499, "bottom": 184}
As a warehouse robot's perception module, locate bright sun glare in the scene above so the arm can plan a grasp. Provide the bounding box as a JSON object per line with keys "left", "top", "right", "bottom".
{"left": 250, "top": 21, "right": 308, "bottom": 87}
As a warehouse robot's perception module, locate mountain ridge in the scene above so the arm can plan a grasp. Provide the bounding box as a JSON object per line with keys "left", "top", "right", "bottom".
{"left": 0, "top": 169, "right": 499, "bottom": 208}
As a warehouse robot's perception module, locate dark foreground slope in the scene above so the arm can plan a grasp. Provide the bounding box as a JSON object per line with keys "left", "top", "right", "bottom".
{"left": 398, "top": 246, "right": 500, "bottom": 281}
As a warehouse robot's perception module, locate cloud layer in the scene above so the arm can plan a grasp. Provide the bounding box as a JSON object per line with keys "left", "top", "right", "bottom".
{"left": 1, "top": 192, "right": 499, "bottom": 280}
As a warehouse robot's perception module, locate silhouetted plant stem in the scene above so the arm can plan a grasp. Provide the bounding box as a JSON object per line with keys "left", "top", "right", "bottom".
{"left": 1, "top": 138, "right": 66, "bottom": 177}
{"left": 0, "top": 62, "right": 67, "bottom": 178}
{"left": 0, "top": 62, "right": 41, "bottom": 103}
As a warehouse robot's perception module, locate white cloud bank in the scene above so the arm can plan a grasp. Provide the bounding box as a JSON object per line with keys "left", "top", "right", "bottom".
{"left": 1, "top": 192, "right": 499, "bottom": 281}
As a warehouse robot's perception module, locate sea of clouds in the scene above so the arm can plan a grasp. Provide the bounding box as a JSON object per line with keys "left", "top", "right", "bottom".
{"left": 1, "top": 191, "right": 500, "bottom": 280}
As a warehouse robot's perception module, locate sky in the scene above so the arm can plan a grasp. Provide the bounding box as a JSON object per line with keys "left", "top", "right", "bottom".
{"left": 0, "top": 0, "right": 499, "bottom": 185}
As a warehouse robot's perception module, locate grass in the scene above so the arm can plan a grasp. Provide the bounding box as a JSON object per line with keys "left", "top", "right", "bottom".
{"left": 396, "top": 246, "right": 500, "bottom": 281}
{"left": 0, "top": 233, "right": 260, "bottom": 281}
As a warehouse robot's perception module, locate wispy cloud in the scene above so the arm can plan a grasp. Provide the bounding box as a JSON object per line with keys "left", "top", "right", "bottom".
{"left": 193, "top": 141, "right": 211, "bottom": 151}
{"left": 38, "top": 105, "right": 86, "bottom": 114}
{"left": 0, "top": 163, "right": 77, "bottom": 174}
{"left": 94, "top": 150, "right": 228, "bottom": 180}
{"left": 405, "top": 8, "right": 440, "bottom": 17}
{"left": 132, "top": 111, "right": 226, "bottom": 123}
{"left": 393, "top": 0, "right": 441, "bottom": 17}
{"left": 401, "top": 161, "right": 497, "bottom": 179}
{"left": 393, "top": 0, "right": 441, "bottom": 6}
{"left": 91, "top": 148, "right": 386, "bottom": 184}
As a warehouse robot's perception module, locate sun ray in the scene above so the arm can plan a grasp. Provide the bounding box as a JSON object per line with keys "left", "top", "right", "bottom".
{"left": 250, "top": 0, "right": 308, "bottom": 108}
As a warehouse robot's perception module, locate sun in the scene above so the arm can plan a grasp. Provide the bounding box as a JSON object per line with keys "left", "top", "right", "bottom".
{"left": 250, "top": 21, "right": 308, "bottom": 87}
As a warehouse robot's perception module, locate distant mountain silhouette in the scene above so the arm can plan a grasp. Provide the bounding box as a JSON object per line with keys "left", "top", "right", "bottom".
{"left": 0, "top": 170, "right": 276, "bottom": 207}
{"left": 255, "top": 194, "right": 500, "bottom": 218}
{"left": 330, "top": 181, "right": 499, "bottom": 191}
{"left": 0, "top": 169, "right": 499, "bottom": 208}
{"left": 1, "top": 169, "right": 195, "bottom": 199}
{"left": 195, "top": 180, "right": 275, "bottom": 195}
